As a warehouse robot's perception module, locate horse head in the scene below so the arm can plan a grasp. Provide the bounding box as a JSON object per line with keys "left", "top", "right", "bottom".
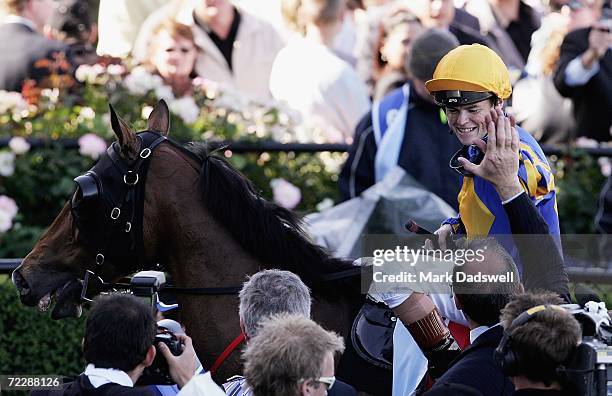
{"left": 12, "top": 100, "right": 171, "bottom": 319}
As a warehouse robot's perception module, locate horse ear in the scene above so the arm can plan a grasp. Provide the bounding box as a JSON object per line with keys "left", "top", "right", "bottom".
{"left": 109, "top": 104, "right": 138, "bottom": 158}
{"left": 147, "top": 100, "right": 170, "bottom": 136}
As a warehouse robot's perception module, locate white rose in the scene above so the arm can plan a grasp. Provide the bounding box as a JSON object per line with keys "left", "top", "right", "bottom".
{"left": 106, "top": 64, "right": 125, "bottom": 76}
{"left": 270, "top": 178, "right": 301, "bottom": 209}
{"left": 8, "top": 136, "right": 30, "bottom": 155}
{"left": 0, "top": 195, "right": 18, "bottom": 219}
{"left": 0, "top": 151, "right": 15, "bottom": 176}
{"left": 0, "top": 209, "right": 12, "bottom": 233}
{"left": 0, "top": 90, "right": 28, "bottom": 115}
{"left": 78, "top": 133, "right": 107, "bottom": 159}
{"left": 154, "top": 85, "right": 174, "bottom": 101}
{"left": 75, "top": 65, "right": 91, "bottom": 82}
{"left": 123, "top": 66, "right": 163, "bottom": 95}
{"left": 169, "top": 96, "right": 200, "bottom": 124}
{"left": 79, "top": 106, "right": 96, "bottom": 120}
{"left": 75, "top": 64, "right": 105, "bottom": 84}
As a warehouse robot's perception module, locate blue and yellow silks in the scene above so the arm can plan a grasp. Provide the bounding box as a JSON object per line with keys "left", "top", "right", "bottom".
{"left": 443, "top": 127, "right": 560, "bottom": 269}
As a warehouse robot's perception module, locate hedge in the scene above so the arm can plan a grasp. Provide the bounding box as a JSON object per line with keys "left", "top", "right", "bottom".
{"left": 0, "top": 277, "right": 85, "bottom": 377}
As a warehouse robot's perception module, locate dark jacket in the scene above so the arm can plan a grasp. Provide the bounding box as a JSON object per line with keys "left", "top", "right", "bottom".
{"left": 0, "top": 22, "right": 70, "bottom": 92}
{"left": 30, "top": 374, "right": 154, "bottom": 396}
{"left": 554, "top": 27, "right": 612, "bottom": 142}
{"left": 339, "top": 84, "right": 462, "bottom": 210}
{"left": 504, "top": 192, "right": 570, "bottom": 301}
{"left": 432, "top": 326, "right": 515, "bottom": 396}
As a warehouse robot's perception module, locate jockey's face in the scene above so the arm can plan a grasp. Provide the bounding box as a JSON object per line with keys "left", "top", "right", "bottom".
{"left": 446, "top": 99, "right": 499, "bottom": 146}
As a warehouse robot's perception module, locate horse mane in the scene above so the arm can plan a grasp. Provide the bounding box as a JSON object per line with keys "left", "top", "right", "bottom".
{"left": 183, "top": 143, "right": 357, "bottom": 293}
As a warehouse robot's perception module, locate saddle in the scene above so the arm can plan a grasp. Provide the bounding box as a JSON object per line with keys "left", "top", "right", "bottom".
{"left": 351, "top": 297, "right": 396, "bottom": 371}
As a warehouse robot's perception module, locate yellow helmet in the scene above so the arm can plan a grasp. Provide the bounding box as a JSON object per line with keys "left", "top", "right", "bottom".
{"left": 425, "top": 44, "right": 512, "bottom": 106}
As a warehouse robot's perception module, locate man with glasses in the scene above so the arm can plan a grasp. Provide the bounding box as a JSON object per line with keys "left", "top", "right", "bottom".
{"left": 242, "top": 314, "right": 344, "bottom": 396}
{"left": 426, "top": 44, "right": 560, "bottom": 264}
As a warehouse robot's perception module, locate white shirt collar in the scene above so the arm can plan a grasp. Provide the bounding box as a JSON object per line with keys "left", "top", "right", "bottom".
{"left": 469, "top": 323, "right": 500, "bottom": 344}
{"left": 84, "top": 363, "right": 134, "bottom": 388}
{"left": 3, "top": 15, "right": 37, "bottom": 32}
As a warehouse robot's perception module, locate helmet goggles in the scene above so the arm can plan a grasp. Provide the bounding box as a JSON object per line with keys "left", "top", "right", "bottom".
{"left": 433, "top": 90, "right": 495, "bottom": 108}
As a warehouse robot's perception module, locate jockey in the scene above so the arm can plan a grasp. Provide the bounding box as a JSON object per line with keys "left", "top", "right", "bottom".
{"left": 425, "top": 44, "right": 560, "bottom": 264}
{"left": 369, "top": 44, "right": 564, "bottom": 396}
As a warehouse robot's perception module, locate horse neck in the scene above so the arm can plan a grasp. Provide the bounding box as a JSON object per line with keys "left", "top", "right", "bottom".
{"left": 144, "top": 144, "right": 261, "bottom": 287}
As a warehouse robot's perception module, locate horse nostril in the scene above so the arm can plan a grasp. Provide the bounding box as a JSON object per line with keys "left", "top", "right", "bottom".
{"left": 12, "top": 269, "right": 30, "bottom": 296}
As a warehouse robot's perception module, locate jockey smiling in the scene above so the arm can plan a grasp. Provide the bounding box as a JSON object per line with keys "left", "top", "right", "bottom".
{"left": 425, "top": 44, "right": 560, "bottom": 268}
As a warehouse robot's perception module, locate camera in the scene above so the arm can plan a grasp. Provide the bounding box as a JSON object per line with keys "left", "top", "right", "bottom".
{"left": 137, "top": 328, "right": 184, "bottom": 385}
{"left": 130, "top": 271, "right": 168, "bottom": 309}
{"left": 129, "top": 271, "right": 185, "bottom": 385}
{"left": 557, "top": 302, "right": 612, "bottom": 396}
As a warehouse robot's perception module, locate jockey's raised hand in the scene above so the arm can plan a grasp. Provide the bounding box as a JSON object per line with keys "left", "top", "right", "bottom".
{"left": 456, "top": 108, "right": 523, "bottom": 201}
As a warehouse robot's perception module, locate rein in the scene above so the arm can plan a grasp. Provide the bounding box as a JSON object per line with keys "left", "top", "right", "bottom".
{"left": 81, "top": 267, "right": 362, "bottom": 301}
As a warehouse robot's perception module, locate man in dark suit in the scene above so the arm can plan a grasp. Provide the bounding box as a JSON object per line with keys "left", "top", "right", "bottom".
{"left": 429, "top": 239, "right": 521, "bottom": 396}
{"left": 0, "top": 0, "right": 71, "bottom": 92}
{"left": 554, "top": 18, "right": 612, "bottom": 142}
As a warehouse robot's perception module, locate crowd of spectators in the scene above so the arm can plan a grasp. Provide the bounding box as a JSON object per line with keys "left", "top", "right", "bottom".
{"left": 0, "top": 0, "right": 608, "bottom": 144}
{"left": 0, "top": 0, "right": 612, "bottom": 142}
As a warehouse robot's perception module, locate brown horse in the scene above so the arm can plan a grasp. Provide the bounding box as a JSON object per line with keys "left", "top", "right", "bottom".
{"left": 11, "top": 101, "right": 374, "bottom": 385}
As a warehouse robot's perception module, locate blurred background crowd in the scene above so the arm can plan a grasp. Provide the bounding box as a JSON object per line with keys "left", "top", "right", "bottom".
{"left": 0, "top": 0, "right": 610, "bottom": 145}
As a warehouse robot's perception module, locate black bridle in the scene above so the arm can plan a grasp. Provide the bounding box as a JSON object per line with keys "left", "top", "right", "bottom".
{"left": 71, "top": 130, "right": 172, "bottom": 300}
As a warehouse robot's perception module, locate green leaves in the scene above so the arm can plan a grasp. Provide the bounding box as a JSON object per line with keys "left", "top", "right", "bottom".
{"left": 0, "top": 279, "right": 86, "bottom": 377}
{"left": 555, "top": 152, "right": 606, "bottom": 234}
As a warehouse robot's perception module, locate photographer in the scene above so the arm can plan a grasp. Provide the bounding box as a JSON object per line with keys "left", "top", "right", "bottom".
{"left": 497, "top": 292, "right": 582, "bottom": 395}
{"left": 33, "top": 294, "right": 199, "bottom": 396}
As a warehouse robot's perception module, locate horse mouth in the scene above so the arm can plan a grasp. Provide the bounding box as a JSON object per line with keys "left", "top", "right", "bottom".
{"left": 37, "top": 279, "right": 83, "bottom": 319}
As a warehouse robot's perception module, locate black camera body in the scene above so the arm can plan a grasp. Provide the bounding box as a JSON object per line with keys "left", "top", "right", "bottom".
{"left": 138, "top": 329, "right": 183, "bottom": 385}
{"left": 557, "top": 303, "right": 612, "bottom": 396}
